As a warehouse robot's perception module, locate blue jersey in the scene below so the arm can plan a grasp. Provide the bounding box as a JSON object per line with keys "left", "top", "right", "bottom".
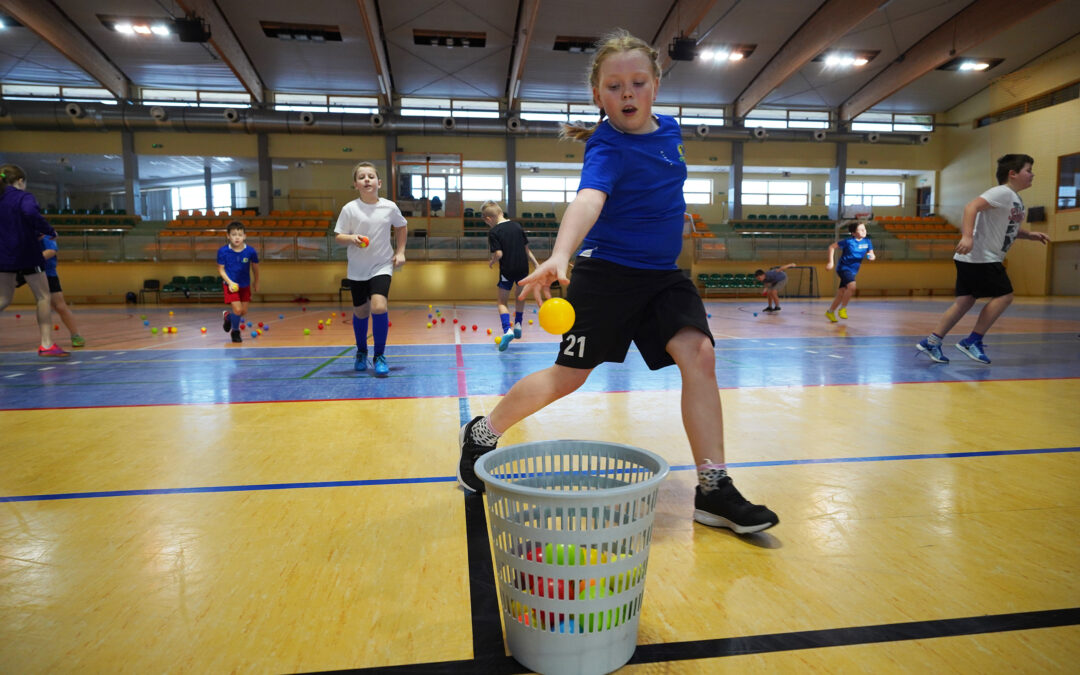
{"left": 837, "top": 237, "right": 873, "bottom": 273}
{"left": 217, "top": 244, "right": 259, "bottom": 287}
{"left": 41, "top": 236, "right": 59, "bottom": 276}
{"left": 576, "top": 114, "right": 687, "bottom": 269}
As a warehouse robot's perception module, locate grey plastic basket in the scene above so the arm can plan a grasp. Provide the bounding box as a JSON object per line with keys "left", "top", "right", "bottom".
{"left": 475, "top": 440, "right": 669, "bottom": 675}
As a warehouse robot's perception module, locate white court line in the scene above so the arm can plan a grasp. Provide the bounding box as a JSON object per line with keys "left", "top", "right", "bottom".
{"left": 805, "top": 350, "right": 819, "bottom": 354}
{"left": 93, "top": 356, "right": 105, "bottom": 360}
{"left": 827, "top": 354, "right": 843, "bottom": 359}
{"left": 38, "top": 366, "right": 54, "bottom": 371}
{"left": 5, "top": 372, "right": 24, "bottom": 378}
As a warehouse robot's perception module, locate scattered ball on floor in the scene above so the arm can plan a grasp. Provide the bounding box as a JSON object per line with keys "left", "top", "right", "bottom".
{"left": 201, "top": 327, "right": 207, "bottom": 333}
{"left": 304, "top": 328, "right": 311, "bottom": 335}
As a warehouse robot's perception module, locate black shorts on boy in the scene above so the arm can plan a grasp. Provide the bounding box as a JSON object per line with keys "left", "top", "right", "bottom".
{"left": 348, "top": 274, "right": 392, "bottom": 306}
{"left": 954, "top": 260, "right": 1013, "bottom": 298}
{"left": 556, "top": 257, "right": 712, "bottom": 371}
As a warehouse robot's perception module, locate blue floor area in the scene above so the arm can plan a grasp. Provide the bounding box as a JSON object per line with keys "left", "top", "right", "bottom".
{"left": 2, "top": 332, "right": 1078, "bottom": 410}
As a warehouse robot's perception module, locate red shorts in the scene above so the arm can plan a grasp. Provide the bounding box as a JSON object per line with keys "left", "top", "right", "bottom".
{"left": 223, "top": 284, "right": 252, "bottom": 303}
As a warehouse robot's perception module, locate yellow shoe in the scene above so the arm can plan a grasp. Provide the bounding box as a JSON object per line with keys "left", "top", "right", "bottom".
{"left": 825, "top": 311, "right": 837, "bottom": 323}
{"left": 838, "top": 308, "right": 848, "bottom": 319}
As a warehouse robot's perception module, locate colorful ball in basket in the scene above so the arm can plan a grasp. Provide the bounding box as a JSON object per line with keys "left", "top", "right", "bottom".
{"left": 538, "top": 298, "right": 575, "bottom": 335}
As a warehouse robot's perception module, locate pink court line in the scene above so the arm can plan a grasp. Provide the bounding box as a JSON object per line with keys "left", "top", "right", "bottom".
{"left": 2, "top": 376, "right": 1076, "bottom": 414}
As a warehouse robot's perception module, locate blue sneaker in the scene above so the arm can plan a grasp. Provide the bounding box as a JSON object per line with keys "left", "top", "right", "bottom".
{"left": 513, "top": 322, "right": 522, "bottom": 339}
{"left": 916, "top": 338, "right": 949, "bottom": 363}
{"left": 373, "top": 354, "right": 389, "bottom": 376}
{"left": 956, "top": 339, "right": 990, "bottom": 364}
{"left": 354, "top": 351, "right": 368, "bottom": 372}
{"left": 498, "top": 329, "right": 514, "bottom": 352}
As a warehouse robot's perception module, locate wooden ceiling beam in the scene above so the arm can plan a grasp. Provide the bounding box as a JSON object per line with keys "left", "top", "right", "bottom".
{"left": 840, "top": 0, "right": 1062, "bottom": 120}
{"left": 176, "top": 0, "right": 265, "bottom": 104}
{"left": 506, "top": 0, "right": 541, "bottom": 112}
{"left": 734, "top": 0, "right": 888, "bottom": 120}
{"left": 654, "top": 0, "right": 719, "bottom": 72}
{"left": 0, "top": 0, "right": 130, "bottom": 100}
{"left": 357, "top": 0, "right": 394, "bottom": 108}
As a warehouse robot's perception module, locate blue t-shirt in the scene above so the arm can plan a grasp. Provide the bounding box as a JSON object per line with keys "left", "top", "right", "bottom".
{"left": 576, "top": 115, "right": 687, "bottom": 269}
{"left": 41, "top": 236, "right": 59, "bottom": 276}
{"left": 837, "top": 237, "right": 873, "bottom": 273}
{"left": 217, "top": 244, "right": 259, "bottom": 287}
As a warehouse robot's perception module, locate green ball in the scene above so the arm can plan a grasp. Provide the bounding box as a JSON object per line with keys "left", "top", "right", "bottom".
{"left": 151, "top": 327, "right": 158, "bottom": 334}
{"left": 303, "top": 328, "right": 311, "bottom": 335}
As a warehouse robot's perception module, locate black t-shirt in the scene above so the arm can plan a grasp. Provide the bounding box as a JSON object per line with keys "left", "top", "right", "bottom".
{"left": 488, "top": 220, "right": 530, "bottom": 279}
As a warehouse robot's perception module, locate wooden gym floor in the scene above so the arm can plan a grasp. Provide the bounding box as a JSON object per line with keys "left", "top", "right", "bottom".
{"left": 2, "top": 297, "right": 1079, "bottom": 673}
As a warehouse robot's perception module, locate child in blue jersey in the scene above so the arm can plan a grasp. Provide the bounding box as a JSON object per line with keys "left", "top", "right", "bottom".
{"left": 457, "top": 29, "right": 777, "bottom": 534}
{"left": 217, "top": 222, "right": 260, "bottom": 343}
{"left": 38, "top": 234, "right": 85, "bottom": 347}
{"left": 825, "top": 221, "right": 875, "bottom": 322}
{"left": 917, "top": 154, "right": 1047, "bottom": 364}
{"left": 482, "top": 200, "right": 540, "bottom": 351}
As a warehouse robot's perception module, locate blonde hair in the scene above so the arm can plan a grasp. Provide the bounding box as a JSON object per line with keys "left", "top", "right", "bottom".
{"left": 1, "top": 164, "right": 26, "bottom": 186}
{"left": 560, "top": 29, "right": 661, "bottom": 143}
{"left": 480, "top": 200, "right": 504, "bottom": 219}
{"left": 351, "top": 161, "right": 379, "bottom": 182}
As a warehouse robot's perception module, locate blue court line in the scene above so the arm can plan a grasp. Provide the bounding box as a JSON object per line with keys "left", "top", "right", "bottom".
{"left": 2, "top": 445, "right": 1075, "bottom": 504}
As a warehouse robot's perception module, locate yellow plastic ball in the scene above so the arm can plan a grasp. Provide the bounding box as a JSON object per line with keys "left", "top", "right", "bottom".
{"left": 494, "top": 336, "right": 501, "bottom": 344}
{"left": 538, "top": 298, "right": 575, "bottom": 335}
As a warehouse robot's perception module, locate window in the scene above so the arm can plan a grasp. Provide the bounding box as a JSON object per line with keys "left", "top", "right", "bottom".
{"left": 852, "top": 112, "right": 933, "bottom": 133}
{"left": 400, "top": 97, "right": 500, "bottom": 118}
{"left": 684, "top": 178, "right": 712, "bottom": 205}
{"left": 462, "top": 175, "right": 504, "bottom": 202}
{"left": 273, "top": 93, "right": 378, "bottom": 114}
{"left": 170, "top": 183, "right": 236, "bottom": 219}
{"left": 521, "top": 175, "right": 579, "bottom": 203}
{"left": 0, "top": 84, "right": 116, "bottom": 104}
{"left": 1057, "top": 152, "right": 1080, "bottom": 211}
{"left": 141, "top": 88, "right": 251, "bottom": 108}
{"left": 742, "top": 180, "right": 810, "bottom": 206}
{"left": 827, "top": 181, "right": 903, "bottom": 207}
{"left": 409, "top": 174, "right": 461, "bottom": 202}
{"left": 744, "top": 108, "right": 830, "bottom": 130}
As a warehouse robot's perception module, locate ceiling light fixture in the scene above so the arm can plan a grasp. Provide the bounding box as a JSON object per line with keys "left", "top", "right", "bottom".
{"left": 815, "top": 49, "right": 879, "bottom": 67}
{"left": 696, "top": 45, "right": 754, "bottom": 63}
{"left": 936, "top": 57, "right": 1004, "bottom": 72}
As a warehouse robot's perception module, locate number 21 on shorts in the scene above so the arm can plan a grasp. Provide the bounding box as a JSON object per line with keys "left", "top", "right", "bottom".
{"left": 562, "top": 334, "right": 586, "bottom": 358}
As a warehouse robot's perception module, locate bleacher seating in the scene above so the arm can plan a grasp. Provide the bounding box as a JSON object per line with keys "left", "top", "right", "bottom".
{"left": 696, "top": 272, "right": 763, "bottom": 296}
{"left": 163, "top": 208, "right": 333, "bottom": 237}
{"left": 876, "top": 216, "right": 956, "bottom": 239}
{"left": 42, "top": 208, "right": 141, "bottom": 231}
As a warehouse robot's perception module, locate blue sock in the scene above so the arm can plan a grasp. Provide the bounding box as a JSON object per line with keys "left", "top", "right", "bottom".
{"left": 353, "top": 315, "right": 368, "bottom": 352}
{"left": 372, "top": 312, "right": 389, "bottom": 357}
{"left": 964, "top": 331, "right": 983, "bottom": 345}
{"left": 500, "top": 312, "right": 510, "bottom": 332}
{"left": 514, "top": 311, "right": 523, "bottom": 326}
{"left": 230, "top": 313, "right": 240, "bottom": 331}
{"left": 927, "top": 332, "right": 943, "bottom": 346}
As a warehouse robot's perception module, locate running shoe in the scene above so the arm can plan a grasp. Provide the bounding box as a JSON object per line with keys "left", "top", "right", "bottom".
{"left": 38, "top": 344, "right": 70, "bottom": 357}
{"left": 373, "top": 354, "right": 389, "bottom": 376}
{"left": 693, "top": 479, "right": 778, "bottom": 534}
{"left": 916, "top": 338, "right": 949, "bottom": 363}
{"left": 956, "top": 339, "right": 990, "bottom": 364}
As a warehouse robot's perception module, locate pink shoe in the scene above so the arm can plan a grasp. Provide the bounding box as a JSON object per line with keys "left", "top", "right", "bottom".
{"left": 38, "top": 344, "right": 71, "bottom": 357}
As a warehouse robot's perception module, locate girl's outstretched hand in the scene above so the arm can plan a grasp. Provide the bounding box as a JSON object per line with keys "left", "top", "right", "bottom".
{"left": 517, "top": 257, "right": 569, "bottom": 306}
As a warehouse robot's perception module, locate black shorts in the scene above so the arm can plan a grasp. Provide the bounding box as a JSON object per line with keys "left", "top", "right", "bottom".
{"left": 13, "top": 270, "right": 58, "bottom": 292}
{"left": 954, "top": 260, "right": 1012, "bottom": 299}
{"left": 348, "top": 274, "right": 392, "bottom": 306}
{"left": 555, "top": 257, "right": 713, "bottom": 371}
{"left": 497, "top": 270, "right": 527, "bottom": 291}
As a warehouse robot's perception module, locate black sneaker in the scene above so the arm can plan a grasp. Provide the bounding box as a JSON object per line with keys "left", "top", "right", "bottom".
{"left": 762, "top": 307, "right": 774, "bottom": 313}
{"left": 222, "top": 310, "right": 231, "bottom": 333}
{"left": 458, "top": 416, "right": 497, "bottom": 493}
{"left": 773, "top": 306, "right": 781, "bottom": 312}
{"left": 231, "top": 330, "right": 242, "bottom": 343}
{"left": 693, "top": 479, "right": 778, "bottom": 534}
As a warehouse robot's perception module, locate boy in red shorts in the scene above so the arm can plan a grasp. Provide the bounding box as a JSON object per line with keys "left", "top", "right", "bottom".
{"left": 218, "top": 221, "right": 260, "bottom": 343}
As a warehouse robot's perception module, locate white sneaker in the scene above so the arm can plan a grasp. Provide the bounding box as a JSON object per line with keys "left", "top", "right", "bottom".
{"left": 498, "top": 329, "right": 515, "bottom": 352}
{"left": 513, "top": 322, "right": 522, "bottom": 339}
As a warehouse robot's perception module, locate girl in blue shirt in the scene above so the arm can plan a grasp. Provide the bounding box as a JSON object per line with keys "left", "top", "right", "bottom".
{"left": 825, "top": 221, "right": 875, "bottom": 322}
{"left": 457, "top": 30, "right": 777, "bottom": 534}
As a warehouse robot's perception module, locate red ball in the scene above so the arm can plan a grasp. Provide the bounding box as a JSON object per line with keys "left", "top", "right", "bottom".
{"left": 472, "top": 325, "right": 477, "bottom": 331}
{"left": 258, "top": 322, "right": 264, "bottom": 327}
{"left": 14, "top": 314, "right": 20, "bottom": 318}
{"left": 318, "top": 324, "right": 324, "bottom": 330}
{"left": 453, "top": 318, "right": 458, "bottom": 324}
{"left": 440, "top": 317, "right": 445, "bottom": 323}
{"left": 460, "top": 325, "right": 466, "bottom": 331}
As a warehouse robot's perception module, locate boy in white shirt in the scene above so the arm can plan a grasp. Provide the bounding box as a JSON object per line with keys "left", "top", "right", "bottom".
{"left": 916, "top": 154, "right": 1049, "bottom": 364}
{"left": 334, "top": 162, "right": 408, "bottom": 376}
